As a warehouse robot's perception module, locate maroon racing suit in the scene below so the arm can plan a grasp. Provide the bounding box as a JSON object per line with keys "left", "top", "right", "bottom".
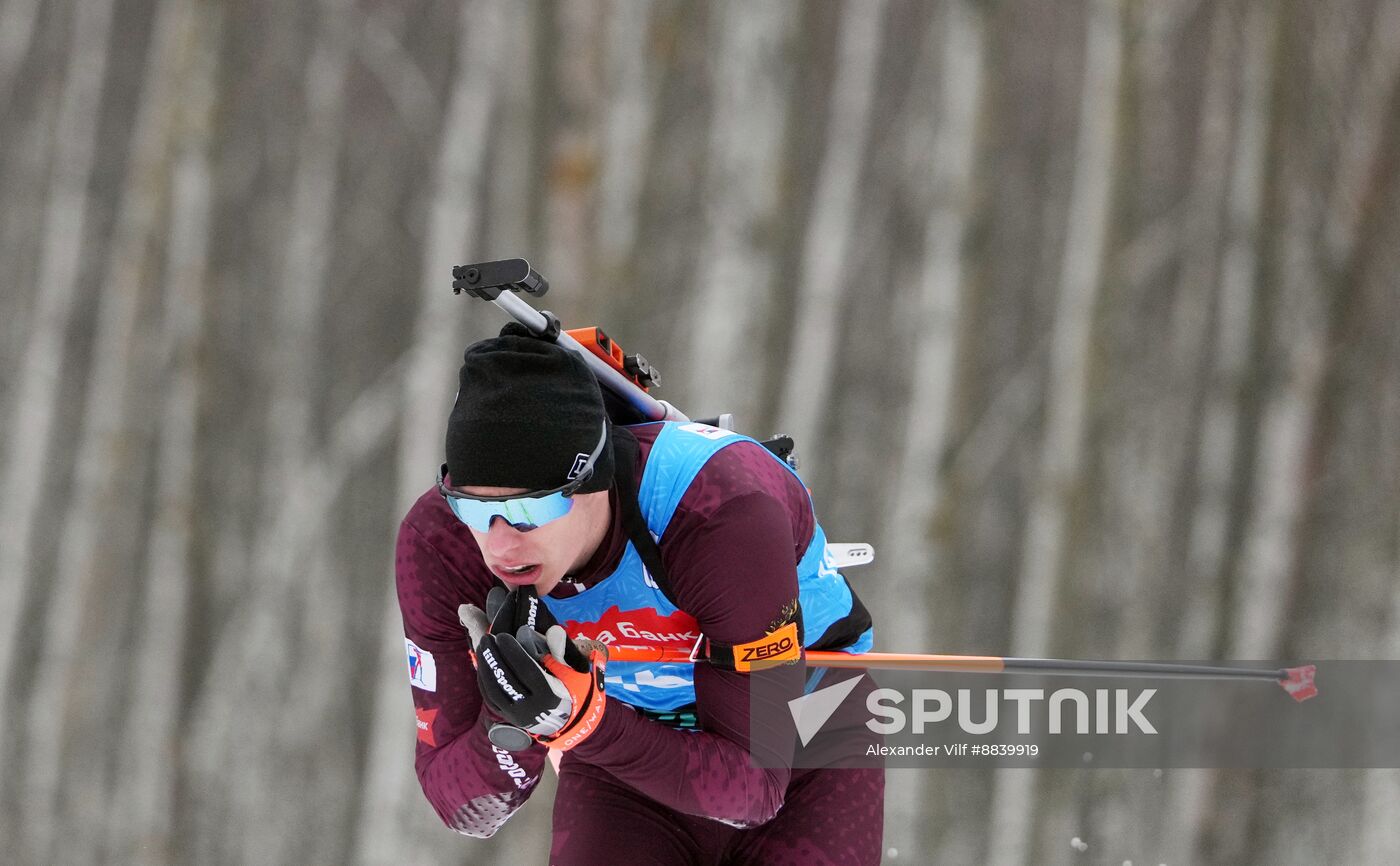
{"left": 394, "top": 425, "right": 883, "bottom": 865}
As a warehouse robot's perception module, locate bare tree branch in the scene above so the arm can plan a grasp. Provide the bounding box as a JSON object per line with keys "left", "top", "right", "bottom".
{"left": 354, "top": 9, "right": 438, "bottom": 140}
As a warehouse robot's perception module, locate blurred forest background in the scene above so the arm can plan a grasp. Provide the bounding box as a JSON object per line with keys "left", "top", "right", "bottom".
{"left": 2, "top": 0, "right": 1399, "bottom": 863}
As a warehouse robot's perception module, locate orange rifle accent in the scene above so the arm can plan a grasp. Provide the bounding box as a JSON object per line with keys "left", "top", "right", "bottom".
{"left": 566, "top": 326, "right": 657, "bottom": 392}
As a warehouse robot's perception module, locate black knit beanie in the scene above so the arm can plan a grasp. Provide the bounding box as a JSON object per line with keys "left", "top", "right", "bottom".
{"left": 445, "top": 323, "right": 613, "bottom": 494}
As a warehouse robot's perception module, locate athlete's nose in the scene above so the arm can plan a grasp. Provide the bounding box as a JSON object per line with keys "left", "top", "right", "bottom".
{"left": 482, "top": 516, "right": 529, "bottom": 558}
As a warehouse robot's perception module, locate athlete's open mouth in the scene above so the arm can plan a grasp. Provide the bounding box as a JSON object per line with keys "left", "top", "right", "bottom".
{"left": 494, "top": 564, "right": 540, "bottom": 583}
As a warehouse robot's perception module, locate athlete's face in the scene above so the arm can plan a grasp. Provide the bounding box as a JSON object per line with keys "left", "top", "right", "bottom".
{"left": 455, "top": 485, "right": 612, "bottom": 596}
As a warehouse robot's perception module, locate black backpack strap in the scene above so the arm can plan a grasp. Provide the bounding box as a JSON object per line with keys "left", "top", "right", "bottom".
{"left": 611, "top": 427, "right": 678, "bottom": 607}
{"left": 806, "top": 578, "right": 872, "bottom": 651}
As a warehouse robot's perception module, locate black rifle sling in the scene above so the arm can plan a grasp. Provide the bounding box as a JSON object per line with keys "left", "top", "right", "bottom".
{"left": 610, "top": 426, "right": 677, "bottom": 606}
{"left": 611, "top": 426, "right": 758, "bottom": 671}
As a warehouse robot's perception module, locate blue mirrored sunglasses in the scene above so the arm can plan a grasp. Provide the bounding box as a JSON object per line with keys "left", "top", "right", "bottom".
{"left": 437, "top": 423, "right": 607, "bottom": 532}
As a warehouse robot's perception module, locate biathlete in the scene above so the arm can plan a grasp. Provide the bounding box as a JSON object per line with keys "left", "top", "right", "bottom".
{"left": 393, "top": 323, "right": 883, "bottom": 864}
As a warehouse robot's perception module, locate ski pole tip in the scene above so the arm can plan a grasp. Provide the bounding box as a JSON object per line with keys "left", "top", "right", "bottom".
{"left": 1279, "top": 664, "right": 1317, "bottom": 702}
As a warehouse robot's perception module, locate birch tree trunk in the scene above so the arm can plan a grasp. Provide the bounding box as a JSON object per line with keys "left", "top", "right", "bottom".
{"left": 356, "top": 2, "right": 505, "bottom": 861}
{"left": 989, "top": 2, "right": 1123, "bottom": 863}
{"left": 1229, "top": 0, "right": 1400, "bottom": 661}
{"left": 0, "top": 0, "right": 42, "bottom": 113}
{"left": 544, "top": 0, "right": 601, "bottom": 290}
{"left": 0, "top": 86, "right": 55, "bottom": 377}
{"left": 176, "top": 3, "right": 354, "bottom": 860}
{"left": 1081, "top": 7, "right": 1240, "bottom": 855}
{"left": 22, "top": 0, "right": 179, "bottom": 858}
{"left": 484, "top": 0, "right": 537, "bottom": 256}
{"left": 0, "top": 0, "right": 117, "bottom": 768}
{"left": 102, "top": 7, "right": 219, "bottom": 862}
{"left": 879, "top": 3, "right": 984, "bottom": 863}
{"left": 775, "top": 0, "right": 885, "bottom": 463}
{"left": 1130, "top": 0, "right": 1186, "bottom": 221}
{"left": 1178, "top": 0, "right": 1277, "bottom": 661}
{"left": 1352, "top": 148, "right": 1400, "bottom": 866}
{"left": 237, "top": 1, "right": 356, "bottom": 860}
{"left": 683, "top": 0, "right": 796, "bottom": 424}
{"left": 1126, "top": 0, "right": 1236, "bottom": 656}
{"left": 1165, "top": 5, "right": 1276, "bottom": 862}
{"left": 595, "top": 0, "right": 656, "bottom": 273}
{"left": 1360, "top": 509, "right": 1400, "bottom": 863}
{"left": 1200, "top": 6, "right": 1400, "bottom": 862}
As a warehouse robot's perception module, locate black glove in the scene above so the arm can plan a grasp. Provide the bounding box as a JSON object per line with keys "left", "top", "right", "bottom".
{"left": 459, "top": 587, "right": 608, "bottom": 751}
{"left": 483, "top": 584, "right": 560, "bottom": 637}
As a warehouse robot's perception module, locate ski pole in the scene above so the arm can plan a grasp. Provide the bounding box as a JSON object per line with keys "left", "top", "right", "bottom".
{"left": 602, "top": 646, "right": 1319, "bottom": 702}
